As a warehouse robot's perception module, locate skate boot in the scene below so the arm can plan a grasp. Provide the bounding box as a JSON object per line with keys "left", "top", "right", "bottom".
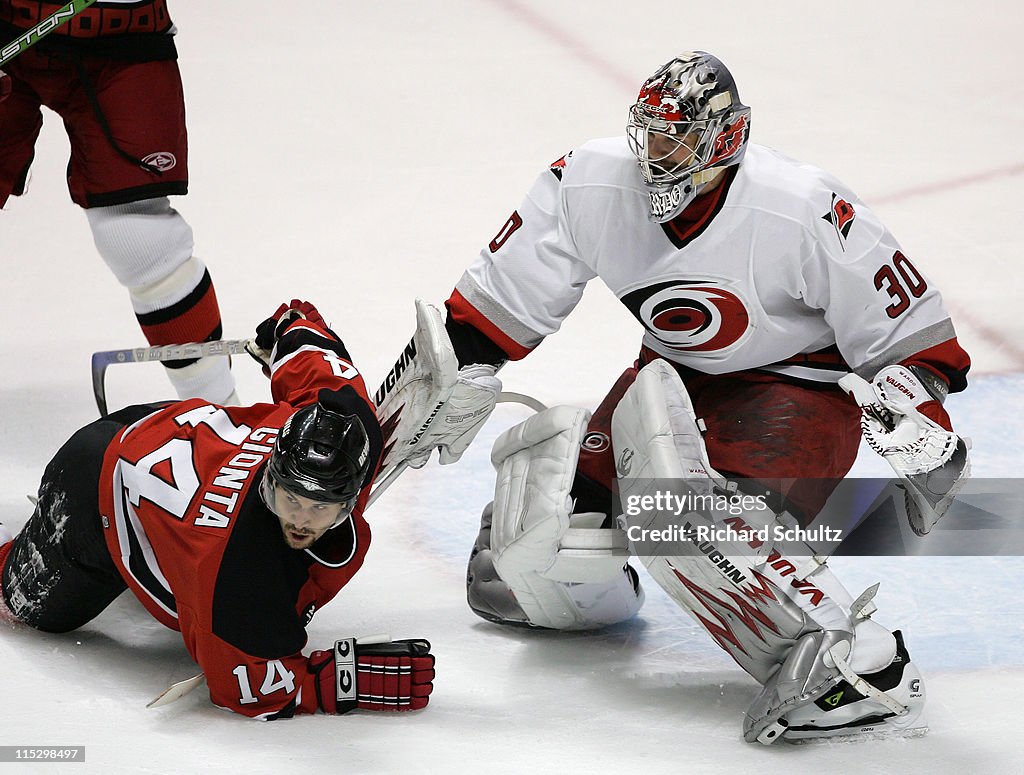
{"left": 779, "top": 630, "right": 927, "bottom": 741}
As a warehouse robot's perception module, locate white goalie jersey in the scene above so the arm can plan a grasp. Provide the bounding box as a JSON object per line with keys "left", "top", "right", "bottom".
{"left": 449, "top": 139, "right": 968, "bottom": 386}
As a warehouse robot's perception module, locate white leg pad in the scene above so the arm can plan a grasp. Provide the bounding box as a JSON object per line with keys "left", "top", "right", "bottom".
{"left": 490, "top": 405, "right": 592, "bottom": 575}
{"left": 612, "top": 362, "right": 911, "bottom": 742}
{"left": 544, "top": 511, "right": 629, "bottom": 583}
{"left": 611, "top": 359, "right": 723, "bottom": 484}
{"left": 488, "top": 405, "right": 642, "bottom": 630}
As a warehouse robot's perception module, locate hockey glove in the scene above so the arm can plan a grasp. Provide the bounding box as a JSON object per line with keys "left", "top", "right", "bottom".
{"left": 406, "top": 364, "right": 502, "bottom": 468}
{"left": 245, "top": 299, "right": 328, "bottom": 375}
{"left": 0, "top": 70, "right": 10, "bottom": 103}
{"left": 840, "top": 366, "right": 969, "bottom": 535}
{"left": 309, "top": 637, "right": 435, "bottom": 714}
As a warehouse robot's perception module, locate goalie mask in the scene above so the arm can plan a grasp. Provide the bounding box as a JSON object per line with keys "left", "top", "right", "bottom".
{"left": 627, "top": 51, "right": 751, "bottom": 222}
{"left": 261, "top": 402, "right": 372, "bottom": 528}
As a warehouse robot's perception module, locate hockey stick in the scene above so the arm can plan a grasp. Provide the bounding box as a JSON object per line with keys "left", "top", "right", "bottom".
{"left": 91, "top": 339, "right": 251, "bottom": 416}
{"left": 90, "top": 334, "right": 427, "bottom": 507}
{"left": 497, "top": 391, "right": 547, "bottom": 413}
{"left": 0, "top": 0, "right": 97, "bottom": 67}
{"left": 91, "top": 307, "right": 545, "bottom": 503}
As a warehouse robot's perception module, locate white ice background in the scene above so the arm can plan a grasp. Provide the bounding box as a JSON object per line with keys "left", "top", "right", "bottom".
{"left": 1, "top": 1, "right": 1022, "bottom": 773}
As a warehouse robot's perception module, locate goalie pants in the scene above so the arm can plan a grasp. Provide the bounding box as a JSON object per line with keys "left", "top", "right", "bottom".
{"left": 0, "top": 404, "right": 166, "bottom": 632}
{"left": 573, "top": 353, "right": 862, "bottom": 525}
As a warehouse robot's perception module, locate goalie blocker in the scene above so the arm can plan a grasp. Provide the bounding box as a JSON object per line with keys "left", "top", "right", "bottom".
{"left": 372, "top": 299, "right": 502, "bottom": 478}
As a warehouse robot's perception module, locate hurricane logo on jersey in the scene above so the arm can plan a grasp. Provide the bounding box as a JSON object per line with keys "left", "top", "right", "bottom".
{"left": 822, "top": 193, "right": 856, "bottom": 249}
{"left": 622, "top": 279, "right": 751, "bottom": 354}
{"left": 549, "top": 151, "right": 572, "bottom": 181}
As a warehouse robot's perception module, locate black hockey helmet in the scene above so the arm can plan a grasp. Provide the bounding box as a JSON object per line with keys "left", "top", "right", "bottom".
{"left": 266, "top": 402, "right": 372, "bottom": 505}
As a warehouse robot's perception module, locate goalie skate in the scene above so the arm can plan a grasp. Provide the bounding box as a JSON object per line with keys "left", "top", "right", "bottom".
{"left": 774, "top": 631, "right": 927, "bottom": 743}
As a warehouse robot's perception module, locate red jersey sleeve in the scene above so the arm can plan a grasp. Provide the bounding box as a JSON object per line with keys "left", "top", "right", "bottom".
{"left": 193, "top": 626, "right": 317, "bottom": 719}
{"left": 267, "top": 318, "right": 374, "bottom": 409}
{"left": 899, "top": 337, "right": 971, "bottom": 394}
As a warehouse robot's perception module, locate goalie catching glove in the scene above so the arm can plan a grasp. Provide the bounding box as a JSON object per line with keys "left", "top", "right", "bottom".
{"left": 309, "top": 637, "right": 435, "bottom": 714}
{"left": 840, "top": 365, "right": 969, "bottom": 535}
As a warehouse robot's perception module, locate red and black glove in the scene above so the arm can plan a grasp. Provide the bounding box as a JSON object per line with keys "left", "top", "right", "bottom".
{"left": 245, "top": 299, "right": 328, "bottom": 375}
{"left": 310, "top": 637, "right": 435, "bottom": 714}
{"left": 0, "top": 69, "right": 11, "bottom": 103}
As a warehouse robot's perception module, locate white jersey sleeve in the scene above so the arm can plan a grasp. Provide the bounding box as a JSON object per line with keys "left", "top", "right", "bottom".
{"left": 452, "top": 154, "right": 596, "bottom": 358}
{"left": 796, "top": 177, "right": 958, "bottom": 378}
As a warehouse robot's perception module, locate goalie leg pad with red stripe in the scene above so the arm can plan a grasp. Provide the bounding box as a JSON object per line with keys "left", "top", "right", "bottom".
{"left": 612, "top": 361, "right": 924, "bottom": 744}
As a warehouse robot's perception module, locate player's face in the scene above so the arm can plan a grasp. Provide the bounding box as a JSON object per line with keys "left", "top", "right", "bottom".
{"left": 647, "top": 130, "right": 700, "bottom": 176}
{"left": 269, "top": 482, "right": 349, "bottom": 550}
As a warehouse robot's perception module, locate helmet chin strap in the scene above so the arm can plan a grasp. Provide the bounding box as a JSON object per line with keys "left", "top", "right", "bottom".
{"left": 692, "top": 167, "right": 725, "bottom": 187}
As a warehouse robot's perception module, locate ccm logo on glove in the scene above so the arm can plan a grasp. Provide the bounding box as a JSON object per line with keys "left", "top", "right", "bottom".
{"left": 310, "top": 637, "right": 435, "bottom": 714}
{"left": 334, "top": 638, "right": 356, "bottom": 702}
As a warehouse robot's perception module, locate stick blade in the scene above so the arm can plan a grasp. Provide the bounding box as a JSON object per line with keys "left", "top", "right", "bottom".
{"left": 90, "top": 349, "right": 131, "bottom": 416}
{"left": 147, "top": 673, "right": 205, "bottom": 708}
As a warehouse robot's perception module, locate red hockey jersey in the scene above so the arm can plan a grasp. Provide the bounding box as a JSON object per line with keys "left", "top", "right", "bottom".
{"left": 0, "top": 1, "right": 178, "bottom": 60}
{"left": 0, "top": 1, "right": 174, "bottom": 38}
{"left": 98, "top": 318, "right": 382, "bottom": 718}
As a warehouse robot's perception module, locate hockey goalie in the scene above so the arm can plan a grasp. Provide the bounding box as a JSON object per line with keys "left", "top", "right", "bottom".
{"left": 413, "top": 51, "right": 972, "bottom": 743}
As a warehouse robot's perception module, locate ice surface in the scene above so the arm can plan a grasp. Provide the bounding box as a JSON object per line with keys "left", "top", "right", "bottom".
{"left": 1, "top": 1, "right": 1022, "bottom": 772}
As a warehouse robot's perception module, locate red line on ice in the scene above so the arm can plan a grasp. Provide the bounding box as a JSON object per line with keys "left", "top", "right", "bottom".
{"left": 487, "top": 0, "right": 637, "bottom": 93}
{"left": 872, "top": 162, "right": 1024, "bottom": 204}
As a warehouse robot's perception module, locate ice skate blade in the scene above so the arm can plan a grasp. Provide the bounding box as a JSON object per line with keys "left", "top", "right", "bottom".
{"left": 784, "top": 721, "right": 928, "bottom": 744}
